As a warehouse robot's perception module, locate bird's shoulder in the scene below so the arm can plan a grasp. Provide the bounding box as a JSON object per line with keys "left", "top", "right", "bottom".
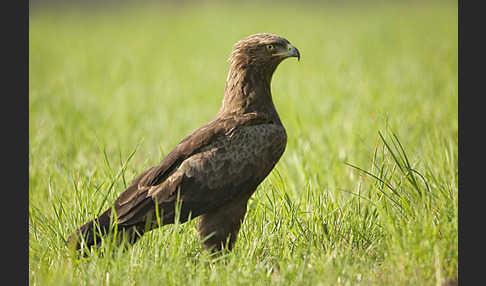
{"left": 185, "top": 121, "right": 287, "bottom": 181}
{"left": 143, "top": 112, "right": 274, "bottom": 184}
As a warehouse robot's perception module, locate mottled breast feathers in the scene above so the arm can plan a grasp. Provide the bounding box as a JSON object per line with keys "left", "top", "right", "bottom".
{"left": 112, "top": 112, "right": 286, "bottom": 226}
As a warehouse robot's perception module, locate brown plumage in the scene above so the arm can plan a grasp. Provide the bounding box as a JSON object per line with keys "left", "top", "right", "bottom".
{"left": 67, "top": 33, "right": 300, "bottom": 252}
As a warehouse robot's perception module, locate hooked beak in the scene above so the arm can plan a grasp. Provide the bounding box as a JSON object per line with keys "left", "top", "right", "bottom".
{"left": 288, "top": 44, "right": 300, "bottom": 61}
{"left": 273, "top": 43, "right": 301, "bottom": 61}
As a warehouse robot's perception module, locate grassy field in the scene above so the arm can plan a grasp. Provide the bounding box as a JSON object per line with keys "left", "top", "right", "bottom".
{"left": 29, "top": 2, "right": 458, "bottom": 285}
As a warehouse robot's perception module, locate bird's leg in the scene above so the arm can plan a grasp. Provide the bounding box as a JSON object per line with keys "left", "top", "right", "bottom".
{"left": 197, "top": 194, "right": 250, "bottom": 252}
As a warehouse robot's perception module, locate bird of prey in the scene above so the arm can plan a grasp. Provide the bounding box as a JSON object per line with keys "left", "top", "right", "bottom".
{"left": 67, "top": 33, "right": 300, "bottom": 252}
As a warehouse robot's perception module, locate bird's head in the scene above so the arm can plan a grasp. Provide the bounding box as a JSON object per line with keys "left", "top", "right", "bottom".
{"left": 228, "top": 33, "right": 300, "bottom": 75}
{"left": 221, "top": 33, "right": 300, "bottom": 115}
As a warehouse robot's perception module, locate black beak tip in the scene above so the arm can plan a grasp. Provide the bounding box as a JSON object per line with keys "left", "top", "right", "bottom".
{"left": 294, "top": 47, "right": 301, "bottom": 61}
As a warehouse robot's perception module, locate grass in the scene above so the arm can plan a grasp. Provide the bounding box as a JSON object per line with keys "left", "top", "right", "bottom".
{"left": 29, "top": 1, "right": 457, "bottom": 285}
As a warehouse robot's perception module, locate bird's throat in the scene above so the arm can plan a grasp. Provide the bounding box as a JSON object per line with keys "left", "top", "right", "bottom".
{"left": 218, "top": 64, "right": 279, "bottom": 120}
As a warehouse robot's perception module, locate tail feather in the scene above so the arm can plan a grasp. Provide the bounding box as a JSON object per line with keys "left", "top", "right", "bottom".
{"left": 67, "top": 207, "right": 155, "bottom": 252}
{"left": 67, "top": 208, "right": 114, "bottom": 251}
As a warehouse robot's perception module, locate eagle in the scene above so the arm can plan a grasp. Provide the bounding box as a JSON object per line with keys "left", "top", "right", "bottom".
{"left": 67, "top": 33, "right": 300, "bottom": 252}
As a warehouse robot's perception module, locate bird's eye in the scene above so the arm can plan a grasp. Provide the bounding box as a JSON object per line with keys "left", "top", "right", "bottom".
{"left": 266, "top": 44, "right": 274, "bottom": 51}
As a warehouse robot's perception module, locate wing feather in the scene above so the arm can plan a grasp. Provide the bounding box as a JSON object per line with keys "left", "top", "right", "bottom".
{"left": 112, "top": 112, "right": 273, "bottom": 226}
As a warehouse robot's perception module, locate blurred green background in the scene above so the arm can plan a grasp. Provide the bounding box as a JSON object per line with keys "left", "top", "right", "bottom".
{"left": 29, "top": 1, "right": 457, "bottom": 285}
